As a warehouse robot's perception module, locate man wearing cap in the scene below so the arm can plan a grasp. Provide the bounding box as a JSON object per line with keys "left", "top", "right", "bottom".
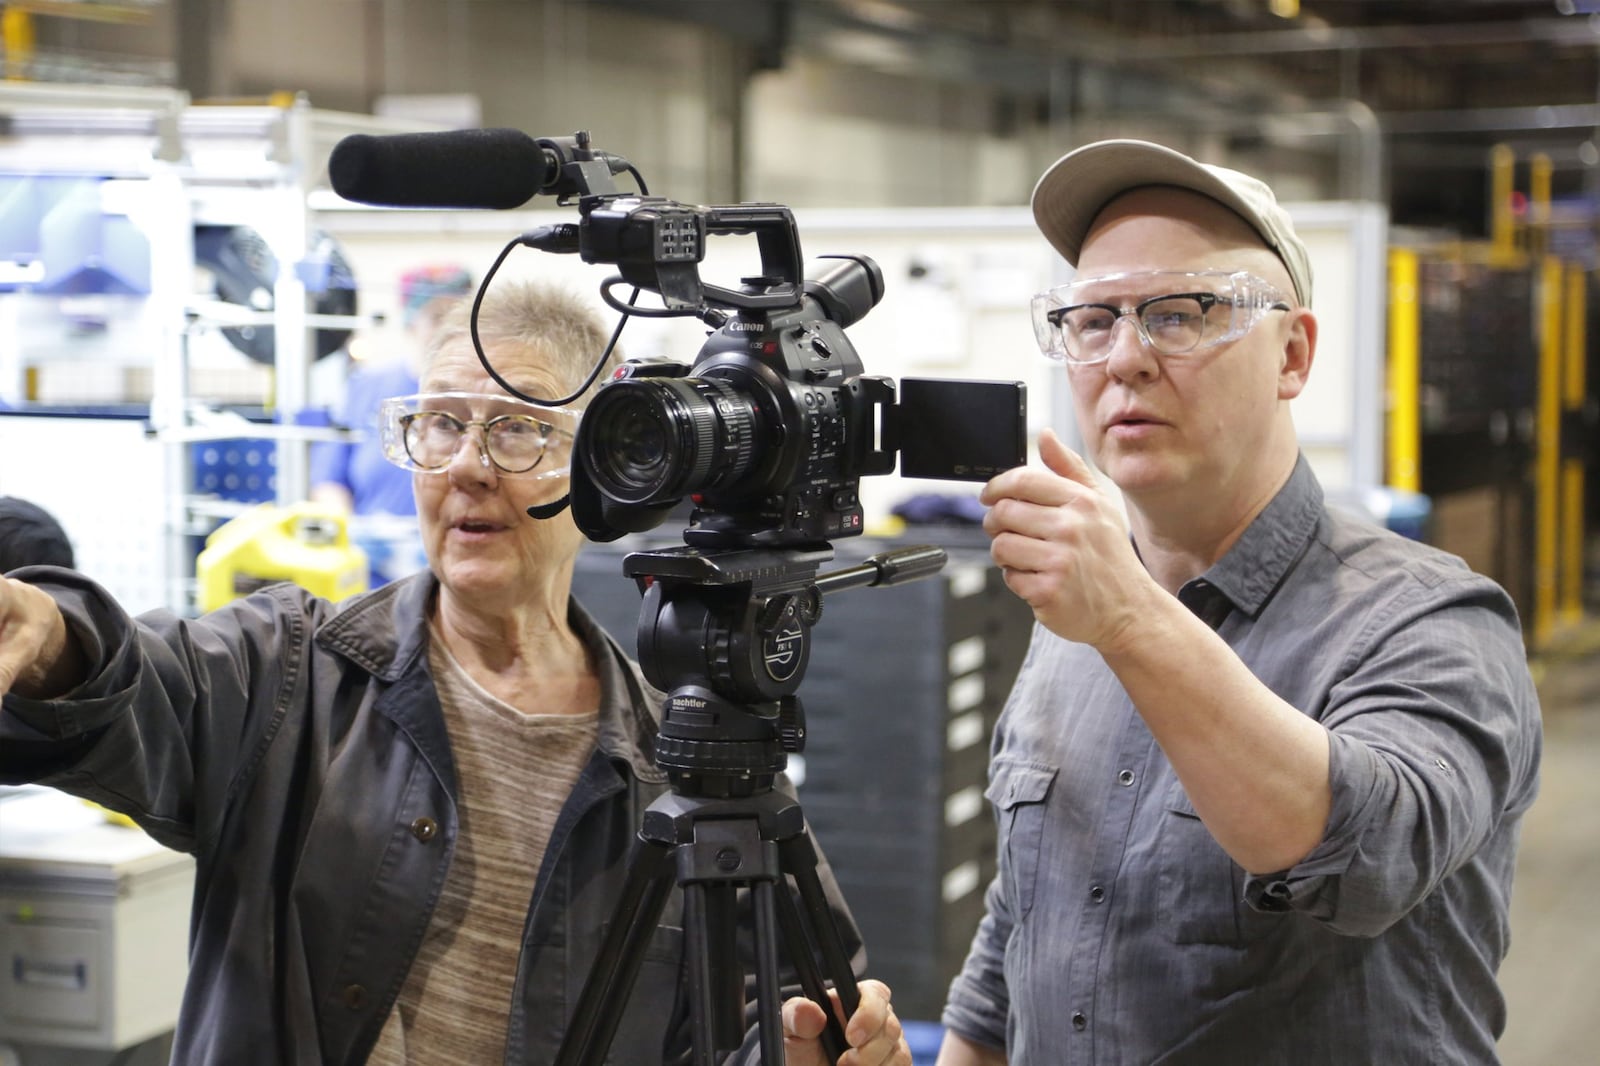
{"left": 938, "top": 141, "right": 1541, "bottom": 1064}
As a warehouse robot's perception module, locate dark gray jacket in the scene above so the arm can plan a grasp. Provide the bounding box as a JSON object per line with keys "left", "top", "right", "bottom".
{"left": 0, "top": 566, "right": 862, "bottom": 1064}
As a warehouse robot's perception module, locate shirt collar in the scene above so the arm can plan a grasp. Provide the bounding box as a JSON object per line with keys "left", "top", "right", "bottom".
{"left": 1186, "top": 453, "right": 1324, "bottom": 620}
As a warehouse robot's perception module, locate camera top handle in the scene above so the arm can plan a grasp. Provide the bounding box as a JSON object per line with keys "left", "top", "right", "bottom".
{"left": 579, "top": 199, "right": 808, "bottom": 314}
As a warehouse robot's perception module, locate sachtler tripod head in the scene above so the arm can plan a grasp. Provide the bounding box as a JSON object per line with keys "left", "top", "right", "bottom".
{"left": 624, "top": 542, "right": 949, "bottom": 799}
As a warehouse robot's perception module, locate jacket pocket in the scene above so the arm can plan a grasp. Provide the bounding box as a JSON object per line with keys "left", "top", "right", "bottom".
{"left": 985, "top": 758, "right": 1058, "bottom": 922}
{"left": 619, "top": 921, "right": 685, "bottom": 1014}
{"left": 552, "top": 922, "right": 687, "bottom": 1063}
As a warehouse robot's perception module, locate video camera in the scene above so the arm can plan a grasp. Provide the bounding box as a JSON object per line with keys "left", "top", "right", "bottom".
{"left": 329, "top": 128, "right": 1026, "bottom": 549}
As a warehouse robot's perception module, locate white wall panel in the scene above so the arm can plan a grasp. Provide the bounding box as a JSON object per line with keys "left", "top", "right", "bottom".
{"left": 0, "top": 416, "right": 174, "bottom": 615}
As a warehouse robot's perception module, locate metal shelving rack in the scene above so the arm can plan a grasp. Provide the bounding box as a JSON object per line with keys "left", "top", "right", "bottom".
{"left": 0, "top": 84, "right": 421, "bottom": 613}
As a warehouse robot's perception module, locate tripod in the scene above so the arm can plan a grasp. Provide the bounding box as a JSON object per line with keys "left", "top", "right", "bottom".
{"left": 553, "top": 542, "right": 946, "bottom": 1066}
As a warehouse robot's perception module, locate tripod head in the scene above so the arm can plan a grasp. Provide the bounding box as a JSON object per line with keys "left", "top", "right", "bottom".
{"left": 624, "top": 542, "right": 948, "bottom": 799}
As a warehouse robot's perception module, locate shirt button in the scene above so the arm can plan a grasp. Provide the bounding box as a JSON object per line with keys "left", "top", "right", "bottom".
{"left": 410, "top": 817, "right": 438, "bottom": 843}
{"left": 342, "top": 984, "right": 368, "bottom": 1010}
{"left": 1089, "top": 884, "right": 1106, "bottom": 903}
{"left": 1071, "top": 1011, "right": 1087, "bottom": 1031}
{"left": 1117, "top": 769, "right": 1135, "bottom": 786}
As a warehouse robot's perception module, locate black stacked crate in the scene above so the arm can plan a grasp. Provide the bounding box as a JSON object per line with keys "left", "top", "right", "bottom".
{"left": 1416, "top": 257, "right": 1539, "bottom": 623}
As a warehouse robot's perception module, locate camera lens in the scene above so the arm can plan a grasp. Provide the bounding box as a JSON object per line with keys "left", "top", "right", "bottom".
{"left": 580, "top": 376, "right": 762, "bottom": 504}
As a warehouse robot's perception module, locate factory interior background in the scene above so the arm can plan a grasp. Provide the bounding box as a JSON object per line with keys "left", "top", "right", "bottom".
{"left": 2, "top": 1, "right": 1600, "bottom": 1063}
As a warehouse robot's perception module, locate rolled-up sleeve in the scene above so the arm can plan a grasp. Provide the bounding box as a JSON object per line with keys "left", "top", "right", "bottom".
{"left": 0, "top": 567, "right": 141, "bottom": 741}
{"left": 0, "top": 567, "right": 307, "bottom": 854}
{"left": 1245, "top": 579, "right": 1540, "bottom": 936}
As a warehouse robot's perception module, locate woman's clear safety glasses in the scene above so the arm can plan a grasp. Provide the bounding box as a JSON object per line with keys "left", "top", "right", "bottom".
{"left": 378, "top": 392, "right": 580, "bottom": 481}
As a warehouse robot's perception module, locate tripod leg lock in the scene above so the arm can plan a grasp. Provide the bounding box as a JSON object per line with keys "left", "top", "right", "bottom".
{"left": 677, "top": 819, "right": 782, "bottom": 884}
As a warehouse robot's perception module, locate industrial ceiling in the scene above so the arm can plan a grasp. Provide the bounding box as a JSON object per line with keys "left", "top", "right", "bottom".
{"left": 608, "top": 0, "right": 1600, "bottom": 234}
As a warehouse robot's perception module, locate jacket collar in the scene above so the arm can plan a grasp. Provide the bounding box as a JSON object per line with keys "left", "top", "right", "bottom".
{"left": 314, "top": 571, "right": 665, "bottom": 786}
{"left": 316, "top": 570, "right": 435, "bottom": 682}
{"left": 568, "top": 598, "right": 667, "bottom": 786}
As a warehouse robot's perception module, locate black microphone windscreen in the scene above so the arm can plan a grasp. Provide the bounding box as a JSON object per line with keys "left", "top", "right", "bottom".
{"left": 328, "top": 128, "right": 554, "bottom": 210}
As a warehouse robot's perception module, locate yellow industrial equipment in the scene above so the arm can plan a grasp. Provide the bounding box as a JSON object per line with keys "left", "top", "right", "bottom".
{"left": 1386, "top": 143, "right": 1592, "bottom": 650}
{"left": 196, "top": 502, "right": 368, "bottom": 612}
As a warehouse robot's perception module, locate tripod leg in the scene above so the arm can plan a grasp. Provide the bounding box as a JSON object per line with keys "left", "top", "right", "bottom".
{"left": 683, "top": 881, "right": 754, "bottom": 1066}
{"left": 681, "top": 822, "right": 792, "bottom": 1063}
{"left": 780, "top": 832, "right": 862, "bottom": 1017}
{"left": 553, "top": 837, "right": 677, "bottom": 1066}
{"left": 771, "top": 874, "right": 849, "bottom": 1061}
{"left": 751, "top": 879, "right": 787, "bottom": 1066}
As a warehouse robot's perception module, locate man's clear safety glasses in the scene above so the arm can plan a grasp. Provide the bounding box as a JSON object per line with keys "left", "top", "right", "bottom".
{"left": 1031, "top": 270, "right": 1292, "bottom": 366}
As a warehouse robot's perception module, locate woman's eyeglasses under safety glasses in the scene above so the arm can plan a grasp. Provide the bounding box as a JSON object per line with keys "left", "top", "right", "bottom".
{"left": 1031, "top": 270, "right": 1292, "bottom": 366}
{"left": 378, "top": 392, "right": 580, "bottom": 479}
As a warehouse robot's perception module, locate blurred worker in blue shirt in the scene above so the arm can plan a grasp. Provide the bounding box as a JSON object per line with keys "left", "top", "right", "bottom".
{"left": 311, "top": 263, "right": 474, "bottom": 582}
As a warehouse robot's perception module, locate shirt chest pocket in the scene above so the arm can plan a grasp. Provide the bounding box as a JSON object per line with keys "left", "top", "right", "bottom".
{"left": 985, "top": 759, "right": 1058, "bottom": 922}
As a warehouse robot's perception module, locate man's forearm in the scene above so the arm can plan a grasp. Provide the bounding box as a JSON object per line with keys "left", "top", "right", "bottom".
{"left": 1098, "top": 592, "right": 1332, "bottom": 874}
{"left": 935, "top": 1030, "right": 1006, "bottom": 1066}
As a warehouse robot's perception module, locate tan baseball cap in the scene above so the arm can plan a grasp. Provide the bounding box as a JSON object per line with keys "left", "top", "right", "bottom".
{"left": 1031, "top": 139, "right": 1313, "bottom": 307}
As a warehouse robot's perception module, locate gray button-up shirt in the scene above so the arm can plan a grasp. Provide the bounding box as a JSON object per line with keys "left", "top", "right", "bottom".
{"left": 942, "top": 456, "right": 1542, "bottom": 1065}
